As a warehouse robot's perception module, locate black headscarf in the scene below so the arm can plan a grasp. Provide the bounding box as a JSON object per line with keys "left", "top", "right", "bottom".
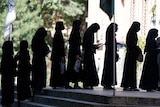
{"left": 144, "top": 28, "right": 158, "bottom": 53}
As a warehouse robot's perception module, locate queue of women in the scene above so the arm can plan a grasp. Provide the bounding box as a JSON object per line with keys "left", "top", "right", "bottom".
{"left": 1, "top": 20, "right": 160, "bottom": 107}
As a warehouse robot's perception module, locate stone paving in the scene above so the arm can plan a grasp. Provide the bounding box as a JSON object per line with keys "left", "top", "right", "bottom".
{"left": 42, "top": 86, "right": 160, "bottom": 106}
{"left": 50, "top": 86, "right": 160, "bottom": 99}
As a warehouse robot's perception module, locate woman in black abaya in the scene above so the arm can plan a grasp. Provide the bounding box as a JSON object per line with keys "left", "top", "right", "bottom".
{"left": 121, "top": 21, "right": 141, "bottom": 91}
{"left": 101, "top": 23, "right": 119, "bottom": 89}
{"left": 15, "top": 40, "right": 32, "bottom": 101}
{"left": 82, "top": 23, "right": 100, "bottom": 89}
{"left": 1, "top": 41, "right": 17, "bottom": 107}
{"left": 66, "top": 20, "right": 82, "bottom": 89}
{"left": 139, "top": 28, "right": 159, "bottom": 91}
{"left": 31, "top": 27, "right": 50, "bottom": 93}
{"left": 50, "top": 21, "right": 66, "bottom": 88}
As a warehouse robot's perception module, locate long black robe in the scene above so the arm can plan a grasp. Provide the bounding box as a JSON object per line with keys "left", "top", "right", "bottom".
{"left": 139, "top": 29, "right": 159, "bottom": 90}
{"left": 121, "top": 22, "right": 141, "bottom": 89}
{"left": 101, "top": 23, "right": 118, "bottom": 88}
{"left": 66, "top": 20, "right": 82, "bottom": 83}
{"left": 16, "top": 41, "right": 31, "bottom": 101}
{"left": 31, "top": 27, "right": 49, "bottom": 91}
{"left": 82, "top": 23, "right": 100, "bottom": 88}
{"left": 1, "top": 41, "right": 17, "bottom": 106}
{"left": 50, "top": 29, "right": 65, "bottom": 87}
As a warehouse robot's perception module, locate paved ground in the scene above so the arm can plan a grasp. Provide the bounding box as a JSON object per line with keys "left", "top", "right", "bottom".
{"left": 46, "top": 86, "right": 160, "bottom": 99}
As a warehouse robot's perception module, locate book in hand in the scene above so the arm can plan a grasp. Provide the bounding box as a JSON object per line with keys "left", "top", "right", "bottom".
{"left": 93, "top": 43, "right": 104, "bottom": 49}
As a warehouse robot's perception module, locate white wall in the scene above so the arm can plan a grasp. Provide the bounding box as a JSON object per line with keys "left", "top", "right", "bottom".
{"left": 87, "top": 0, "right": 158, "bottom": 87}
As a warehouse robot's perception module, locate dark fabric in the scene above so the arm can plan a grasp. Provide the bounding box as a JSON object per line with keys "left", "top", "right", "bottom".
{"left": 101, "top": 23, "right": 118, "bottom": 87}
{"left": 16, "top": 41, "right": 31, "bottom": 101}
{"left": 100, "top": 0, "right": 114, "bottom": 20}
{"left": 82, "top": 23, "right": 100, "bottom": 87}
{"left": 139, "top": 29, "right": 159, "bottom": 90}
{"left": 1, "top": 41, "right": 17, "bottom": 106}
{"left": 31, "top": 27, "right": 49, "bottom": 91}
{"left": 50, "top": 22, "right": 66, "bottom": 87}
{"left": 66, "top": 20, "right": 82, "bottom": 83}
{"left": 121, "top": 22, "right": 141, "bottom": 89}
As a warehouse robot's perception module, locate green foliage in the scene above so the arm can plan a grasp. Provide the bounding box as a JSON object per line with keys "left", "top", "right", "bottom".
{"left": 150, "top": 4, "right": 156, "bottom": 15}
{"left": 41, "top": 0, "right": 86, "bottom": 47}
{"left": 0, "top": 0, "right": 6, "bottom": 13}
{"left": 137, "top": 36, "right": 146, "bottom": 52}
{"left": 12, "top": 0, "right": 43, "bottom": 51}
{"left": 0, "top": 0, "right": 7, "bottom": 55}
{"left": 0, "top": 0, "right": 86, "bottom": 56}
{"left": 41, "top": 0, "right": 85, "bottom": 28}
{"left": 137, "top": 36, "right": 146, "bottom": 73}
{"left": 0, "top": 0, "right": 43, "bottom": 54}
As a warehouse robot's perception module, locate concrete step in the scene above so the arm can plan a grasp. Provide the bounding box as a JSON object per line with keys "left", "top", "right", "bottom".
{"left": 43, "top": 88, "right": 110, "bottom": 104}
{"left": 28, "top": 94, "right": 160, "bottom": 107}
{"left": 42, "top": 88, "right": 160, "bottom": 107}
{"left": 1, "top": 87, "right": 160, "bottom": 107}
{"left": 0, "top": 96, "right": 58, "bottom": 107}
{"left": 20, "top": 100, "right": 59, "bottom": 107}
{"left": 32, "top": 95, "right": 107, "bottom": 107}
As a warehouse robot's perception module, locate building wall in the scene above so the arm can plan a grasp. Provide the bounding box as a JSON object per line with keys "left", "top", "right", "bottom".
{"left": 87, "top": 0, "right": 159, "bottom": 87}
{"left": 87, "top": 0, "right": 158, "bottom": 43}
